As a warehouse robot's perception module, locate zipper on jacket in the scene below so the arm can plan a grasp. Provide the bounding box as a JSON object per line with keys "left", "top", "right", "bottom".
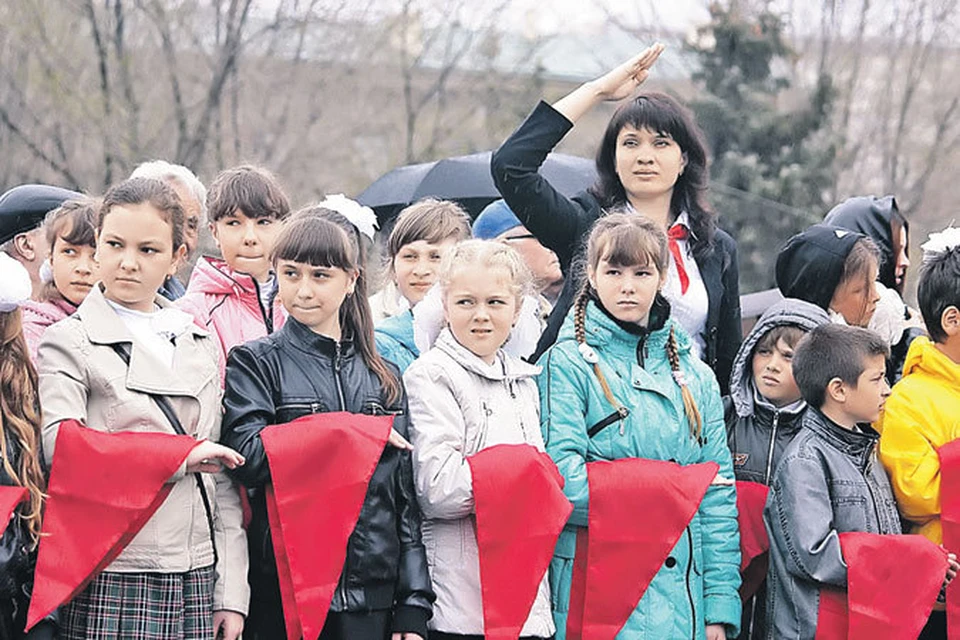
{"left": 333, "top": 342, "right": 346, "bottom": 410}
{"left": 252, "top": 279, "right": 274, "bottom": 334}
{"left": 507, "top": 380, "right": 530, "bottom": 441}
{"left": 587, "top": 408, "right": 629, "bottom": 438}
{"left": 684, "top": 527, "right": 697, "bottom": 640}
{"left": 863, "top": 444, "right": 884, "bottom": 530}
{"left": 275, "top": 402, "right": 324, "bottom": 414}
{"left": 763, "top": 410, "right": 780, "bottom": 485}
{"left": 635, "top": 333, "right": 649, "bottom": 368}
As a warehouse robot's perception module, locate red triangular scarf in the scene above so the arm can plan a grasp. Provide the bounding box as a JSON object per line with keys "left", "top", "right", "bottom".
{"left": 566, "top": 458, "right": 719, "bottom": 640}
{"left": 260, "top": 412, "right": 393, "bottom": 640}
{"left": 736, "top": 480, "right": 771, "bottom": 600}
{"left": 815, "top": 533, "right": 945, "bottom": 640}
{"left": 939, "top": 439, "right": 960, "bottom": 638}
{"left": 27, "top": 419, "right": 199, "bottom": 629}
{"left": 467, "top": 444, "right": 572, "bottom": 640}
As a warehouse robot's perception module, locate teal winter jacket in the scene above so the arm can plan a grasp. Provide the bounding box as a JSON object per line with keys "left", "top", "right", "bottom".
{"left": 375, "top": 310, "right": 419, "bottom": 373}
{"left": 538, "top": 299, "right": 742, "bottom": 639}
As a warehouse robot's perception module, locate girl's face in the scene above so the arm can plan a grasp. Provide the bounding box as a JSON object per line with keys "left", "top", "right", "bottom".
{"left": 277, "top": 259, "right": 357, "bottom": 340}
{"left": 588, "top": 256, "right": 665, "bottom": 326}
{"left": 97, "top": 203, "right": 184, "bottom": 313}
{"left": 394, "top": 237, "right": 458, "bottom": 306}
{"left": 830, "top": 261, "right": 880, "bottom": 327}
{"left": 614, "top": 125, "right": 686, "bottom": 203}
{"left": 443, "top": 266, "right": 519, "bottom": 365}
{"left": 211, "top": 209, "right": 282, "bottom": 283}
{"left": 891, "top": 222, "right": 910, "bottom": 289}
{"left": 51, "top": 231, "right": 98, "bottom": 306}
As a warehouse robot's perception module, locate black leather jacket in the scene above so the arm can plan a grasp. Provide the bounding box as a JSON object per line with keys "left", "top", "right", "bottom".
{"left": 221, "top": 318, "right": 434, "bottom": 633}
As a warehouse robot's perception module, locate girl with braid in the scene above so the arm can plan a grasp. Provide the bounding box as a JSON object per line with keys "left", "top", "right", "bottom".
{"left": 538, "top": 212, "right": 741, "bottom": 640}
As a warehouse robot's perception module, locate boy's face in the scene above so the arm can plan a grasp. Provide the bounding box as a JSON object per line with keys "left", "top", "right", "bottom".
{"left": 751, "top": 337, "right": 802, "bottom": 408}
{"left": 211, "top": 209, "right": 282, "bottom": 283}
{"left": 841, "top": 354, "right": 890, "bottom": 424}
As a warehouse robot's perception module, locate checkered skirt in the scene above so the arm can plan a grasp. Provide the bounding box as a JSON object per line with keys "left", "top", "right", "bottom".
{"left": 61, "top": 566, "right": 214, "bottom": 640}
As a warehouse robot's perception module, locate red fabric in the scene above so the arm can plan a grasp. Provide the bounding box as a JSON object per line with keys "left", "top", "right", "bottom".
{"left": 939, "top": 439, "right": 960, "bottom": 637}
{"left": 466, "top": 444, "right": 572, "bottom": 640}
{"left": 27, "top": 420, "right": 199, "bottom": 629}
{"left": 668, "top": 224, "right": 690, "bottom": 294}
{"left": 815, "top": 533, "right": 945, "bottom": 640}
{"left": 566, "top": 458, "right": 719, "bottom": 640}
{"left": 0, "top": 487, "right": 27, "bottom": 532}
{"left": 259, "top": 412, "right": 393, "bottom": 640}
{"left": 736, "top": 481, "right": 771, "bottom": 600}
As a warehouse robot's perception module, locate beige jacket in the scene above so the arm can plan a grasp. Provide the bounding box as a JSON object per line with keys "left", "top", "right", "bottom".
{"left": 37, "top": 286, "right": 249, "bottom": 615}
{"left": 404, "top": 329, "right": 555, "bottom": 637}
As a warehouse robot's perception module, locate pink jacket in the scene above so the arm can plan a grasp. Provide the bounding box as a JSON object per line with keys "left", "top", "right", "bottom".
{"left": 22, "top": 297, "right": 78, "bottom": 363}
{"left": 177, "top": 257, "right": 286, "bottom": 380}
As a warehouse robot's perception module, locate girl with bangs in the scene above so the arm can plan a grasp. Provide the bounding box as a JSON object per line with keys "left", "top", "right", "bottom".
{"left": 538, "top": 213, "right": 740, "bottom": 639}
{"left": 492, "top": 44, "right": 741, "bottom": 393}
{"left": 21, "top": 198, "right": 99, "bottom": 362}
{"left": 221, "top": 208, "right": 434, "bottom": 640}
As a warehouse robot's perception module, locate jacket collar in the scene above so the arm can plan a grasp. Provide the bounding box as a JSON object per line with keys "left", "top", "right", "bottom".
{"left": 902, "top": 336, "right": 960, "bottom": 388}
{"left": 282, "top": 316, "right": 356, "bottom": 359}
{"left": 803, "top": 407, "right": 878, "bottom": 471}
{"left": 561, "top": 297, "right": 688, "bottom": 358}
{"left": 77, "top": 285, "right": 214, "bottom": 397}
{"left": 434, "top": 328, "right": 540, "bottom": 381}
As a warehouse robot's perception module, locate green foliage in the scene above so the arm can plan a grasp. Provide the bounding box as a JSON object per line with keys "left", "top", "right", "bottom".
{"left": 686, "top": 5, "right": 837, "bottom": 292}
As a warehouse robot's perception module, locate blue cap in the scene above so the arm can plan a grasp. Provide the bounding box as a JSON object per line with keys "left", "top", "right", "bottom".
{"left": 472, "top": 199, "right": 522, "bottom": 239}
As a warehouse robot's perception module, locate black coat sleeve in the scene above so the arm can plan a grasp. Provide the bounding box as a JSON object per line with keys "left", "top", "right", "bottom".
{"left": 714, "top": 230, "right": 742, "bottom": 393}
{"left": 221, "top": 345, "right": 276, "bottom": 488}
{"left": 491, "top": 100, "right": 599, "bottom": 270}
{"left": 389, "top": 390, "right": 435, "bottom": 634}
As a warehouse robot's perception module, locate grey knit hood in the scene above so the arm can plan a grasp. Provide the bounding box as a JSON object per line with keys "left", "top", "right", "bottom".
{"left": 729, "top": 298, "right": 831, "bottom": 417}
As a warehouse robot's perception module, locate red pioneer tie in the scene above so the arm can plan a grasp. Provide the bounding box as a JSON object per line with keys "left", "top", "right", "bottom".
{"left": 736, "top": 481, "right": 771, "bottom": 600}
{"left": 668, "top": 224, "right": 690, "bottom": 295}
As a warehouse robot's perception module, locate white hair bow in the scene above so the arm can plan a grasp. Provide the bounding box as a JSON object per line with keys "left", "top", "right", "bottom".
{"left": 921, "top": 226, "right": 960, "bottom": 265}
{"left": 318, "top": 194, "right": 379, "bottom": 241}
{"left": 0, "top": 253, "right": 32, "bottom": 312}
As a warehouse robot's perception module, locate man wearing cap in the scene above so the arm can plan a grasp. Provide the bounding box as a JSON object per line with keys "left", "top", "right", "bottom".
{"left": 0, "top": 184, "right": 84, "bottom": 300}
{"left": 473, "top": 199, "right": 564, "bottom": 306}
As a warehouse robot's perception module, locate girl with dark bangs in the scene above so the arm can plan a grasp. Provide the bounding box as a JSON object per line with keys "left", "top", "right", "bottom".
{"left": 21, "top": 198, "right": 99, "bottom": 362}
{"left": 492, "top": 44, "right": 742, "bottom": 392}
{"left": 221, "top": 208, "right": 434, "bottom": 640}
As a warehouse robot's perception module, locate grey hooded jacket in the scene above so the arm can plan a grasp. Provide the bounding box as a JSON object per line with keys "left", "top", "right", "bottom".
{"left": 724, "top": 299, "right": 830, "bottom": 640}
{"left": 763, "top": 408, "right": 902, "bottom": 639}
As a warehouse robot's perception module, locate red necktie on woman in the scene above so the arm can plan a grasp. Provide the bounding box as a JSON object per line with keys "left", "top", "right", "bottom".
{"left": 668, "top": 224, "right": 690, "bottom": 294}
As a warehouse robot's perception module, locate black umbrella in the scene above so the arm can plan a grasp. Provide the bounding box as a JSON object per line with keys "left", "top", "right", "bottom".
{"left": 357, "top": 150, "right": 596, "bottom": 223}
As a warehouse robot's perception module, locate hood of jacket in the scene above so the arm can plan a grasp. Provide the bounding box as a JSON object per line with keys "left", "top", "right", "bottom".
{"left": 901, "top": 336, "right": 960, "bottom": 387}
{"left": 22, "top": 296, "right": 77, "bottom": 329}
{"left": 825, "top": 195, "right": 907, "bottom": 290}
{"left": 776, "top": 223, "right": 865, "bottom": 311}
{"left": 730, "top": 298, "right": 831, "bottom": 418}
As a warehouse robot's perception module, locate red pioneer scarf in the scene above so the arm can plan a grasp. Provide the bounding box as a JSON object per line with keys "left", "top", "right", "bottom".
{"left": 27, "top": 419, "right": 199, "bottom": 629}
{"left": 815, "top": 532, "right": 945, "bottom": 639}
{"left": 565, "top": 458, "right": 719, "bottom": 640}
{"left": 939, "top": 439, "right": 960, "bottom": 637}
{"left": 736, "top": 480, "right": 771, "bottom": 600}
{"left": 467, "top": 444, "right": 572, "bottom": 640}
{"left": 260, "top": 412, "right": 393, "bottom": 640}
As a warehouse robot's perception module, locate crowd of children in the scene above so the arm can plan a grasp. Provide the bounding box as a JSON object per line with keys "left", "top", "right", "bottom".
{"left": 0, "top": 41, "right": 959, "bottom": 640}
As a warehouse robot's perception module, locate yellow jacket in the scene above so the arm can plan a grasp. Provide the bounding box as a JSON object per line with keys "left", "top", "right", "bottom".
{"left": 878, "top": 336, "right": 960, "bottom": 544}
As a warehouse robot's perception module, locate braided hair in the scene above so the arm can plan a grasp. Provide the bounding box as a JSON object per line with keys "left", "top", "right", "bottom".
{"left": 577, "top": 212, "right": 703, "bottom": 443}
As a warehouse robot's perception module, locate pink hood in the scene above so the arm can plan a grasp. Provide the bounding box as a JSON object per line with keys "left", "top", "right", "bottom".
{"left": 177, "top": 256, "right": 286, "bottom": 380}
{"left": 22, "top": 297, "right": 78, "bottom": 363}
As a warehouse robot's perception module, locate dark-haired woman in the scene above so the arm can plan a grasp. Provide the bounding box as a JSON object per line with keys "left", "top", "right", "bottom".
{"left": 491, "top": 44, "right": 742, "bottom": 391}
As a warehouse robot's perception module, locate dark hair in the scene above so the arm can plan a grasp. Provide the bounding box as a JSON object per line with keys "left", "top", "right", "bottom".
{"left": 590, "top": 92, "right": 716, "bottom": 259}
{"left": 206, "top": 165, "right": 291, "bottom": 224}
{"left": 41, "top": 198, "right": 99, "bottom": 303}
{"left": 99, "top": 178, "right": 185, "bottom": 249}
{"left": 918, "top": 244, "right": 960, "bottom": 343}
{"left": 754, "top": 325, "right": 807, "bottom": 354}
{"left": 387, "top": 198, "right": 471, "bottom": 261}
{"left": 793, "top": 324, "right": 889, "bottom": 409}
{"left": 273, "top": 206, "right": 402, "bottom": 405}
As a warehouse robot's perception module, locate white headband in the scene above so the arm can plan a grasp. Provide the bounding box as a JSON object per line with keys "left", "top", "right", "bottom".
{"left": 921, "top": 226, "right": 960, "bottom": 266}
{"left": 0, "top": 253, "right": 32, "bottom": 312}
{"left": 318, "top": 194, "right": 379, "bottom": 241}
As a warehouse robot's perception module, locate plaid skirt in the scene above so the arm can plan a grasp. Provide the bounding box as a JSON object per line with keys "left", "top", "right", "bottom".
{"left": 61, "top": 566, "right": 214, "bottom": 640}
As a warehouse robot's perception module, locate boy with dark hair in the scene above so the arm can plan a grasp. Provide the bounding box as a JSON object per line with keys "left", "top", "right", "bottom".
{"left": 724, "top": 298, "right": 829, "bottom": 639}
{"left": 178, "top": 165, "right": 291, "bottom": 378}
{"left": 878, "top": 227, "right": 960, "bottom": 638}
{"left": 763, "top": 324, "right": 902, "bottom": 638}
